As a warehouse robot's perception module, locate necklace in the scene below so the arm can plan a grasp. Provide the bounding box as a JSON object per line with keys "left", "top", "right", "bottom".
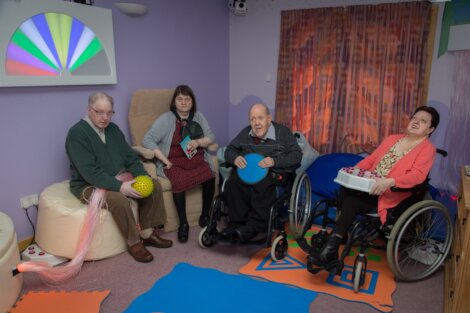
{"left": 396, "top": 136, "right": 425, "bottom": 154}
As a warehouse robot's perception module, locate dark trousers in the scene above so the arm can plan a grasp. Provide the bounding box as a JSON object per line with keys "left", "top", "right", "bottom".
{"left": 334, "top": 187, "right": 378, "bottom": 236}
{"left": 81, "top": 178, "right": 166, "bottom": 245}
{"left": 224, "top": 171, "right": 285, "bottom": 231}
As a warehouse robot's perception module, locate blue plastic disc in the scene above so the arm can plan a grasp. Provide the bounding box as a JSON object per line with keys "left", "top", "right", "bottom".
{"left": 237, "top": 153, "right": 268, "bottom": 184}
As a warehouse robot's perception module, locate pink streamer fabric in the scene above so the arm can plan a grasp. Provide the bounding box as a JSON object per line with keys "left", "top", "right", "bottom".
{"left": 17, "top": 172, "right": 134, "bottom": 285}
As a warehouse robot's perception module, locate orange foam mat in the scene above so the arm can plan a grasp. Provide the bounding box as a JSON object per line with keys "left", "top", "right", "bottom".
{"left": 240, "top": 234, "right": 396, "bottom": 312}
{"left": 9, "top": 290, "right": 110, "bottom": 313}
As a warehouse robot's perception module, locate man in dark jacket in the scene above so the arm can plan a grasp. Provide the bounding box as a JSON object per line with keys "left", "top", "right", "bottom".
{"left": 66, "top": 92, "right": 172, "bottom": 263}
{"left": 223, "top": 103, "right": 302, "bottom": 242}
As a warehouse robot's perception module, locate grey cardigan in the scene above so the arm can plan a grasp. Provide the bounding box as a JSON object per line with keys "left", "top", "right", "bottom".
{"left": 142, "top": 111, "right": 216, "bottom": 177}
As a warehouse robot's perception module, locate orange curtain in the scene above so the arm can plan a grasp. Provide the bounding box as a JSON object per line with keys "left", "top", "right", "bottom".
{"left": 275, "top": 2, "right": 432, "bottom": 154}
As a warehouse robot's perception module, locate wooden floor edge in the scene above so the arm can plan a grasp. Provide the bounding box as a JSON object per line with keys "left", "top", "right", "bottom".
{"left": 18, "top": 236, "right": 34, "bottom": 253}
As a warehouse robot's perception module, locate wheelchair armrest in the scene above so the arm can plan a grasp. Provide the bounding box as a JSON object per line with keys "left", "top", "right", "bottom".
{"left": 132, "top": 146, "right": 155, "bottom": 160}
{"left": 391, "top": 182, "right": 429, "bottom": 193}
{"left": 220, "top": 161, "right": 294, "bottom": 180}
{"left": 271, "top": 168, "right": 294, "bottom": 175}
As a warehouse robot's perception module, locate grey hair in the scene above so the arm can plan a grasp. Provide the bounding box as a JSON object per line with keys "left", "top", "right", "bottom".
{"left": 88, "top": 92, "right": 114, "bottom": 108}
{"left": 249, "top": 103, "right": 270, "bottom": 116}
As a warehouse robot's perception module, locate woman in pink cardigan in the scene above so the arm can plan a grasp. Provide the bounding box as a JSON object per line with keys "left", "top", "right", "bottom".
{"left": 311, "top": 106, "right": 440, "bottom": 268}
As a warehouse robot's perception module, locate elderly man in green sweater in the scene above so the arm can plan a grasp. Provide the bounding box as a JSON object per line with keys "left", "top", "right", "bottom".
{"left": 65, "top": 92, "right": 172, "bottom": 263}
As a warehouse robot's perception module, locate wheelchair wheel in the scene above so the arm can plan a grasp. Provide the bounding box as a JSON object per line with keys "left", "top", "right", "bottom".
{"left": 386, "top": 200, "right": 453, "bottom": 281}
{"left": 289, "top": 172, "right": 312, "bottom": 238}
{"left": 198, "top": 226, "right": 215, "bottom": 248}
{"left": 352, "top": 255, "right": 367, "bottom": 293}
{"left": 271, "top": 235, "right": 288, "bottom": 261}
{"left": 209, "top": 195, "right": 225, "bottom": 221}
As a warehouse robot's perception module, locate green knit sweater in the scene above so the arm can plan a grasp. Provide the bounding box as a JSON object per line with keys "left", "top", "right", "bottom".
{"left": 65, "top": 119, "right": 148, "bottom": 198}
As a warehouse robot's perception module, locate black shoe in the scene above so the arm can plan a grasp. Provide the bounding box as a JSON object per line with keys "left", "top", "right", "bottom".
{"left": 235, "top": 225, "right": 258, "bottom": 243}
{"left": 198, "top": 214, "right": 210, "bottom": 228}
{"left": 178, "top": 223, "right": 189, "bottom": 243}
{"left": 220, "top": 223, "right": 239, "bottom": 237}
{"left": 310, "top": 234, "right": 342, "bottom": 267}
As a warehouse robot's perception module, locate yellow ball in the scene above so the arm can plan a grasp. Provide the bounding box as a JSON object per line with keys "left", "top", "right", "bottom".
{"left": 132, "top": 175, "right": 154, "bottom": 198}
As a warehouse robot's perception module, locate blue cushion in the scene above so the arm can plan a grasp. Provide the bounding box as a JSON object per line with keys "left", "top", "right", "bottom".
{"left": 306, "top": 153, "right": 364, "bottom": 198}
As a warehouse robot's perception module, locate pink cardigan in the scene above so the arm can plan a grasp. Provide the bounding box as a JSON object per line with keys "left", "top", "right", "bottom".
{"left": 355, "top": 134, "right": 436, "bottom": 224}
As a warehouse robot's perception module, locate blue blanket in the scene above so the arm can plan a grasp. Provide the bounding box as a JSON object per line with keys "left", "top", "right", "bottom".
{"left": 124, "top": 262, "right": 316, "bottom": 313}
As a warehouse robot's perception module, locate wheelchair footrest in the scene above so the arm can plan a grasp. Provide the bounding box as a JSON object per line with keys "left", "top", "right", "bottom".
{"left": 307, "top": 256, "right": 343, "bottom": 276}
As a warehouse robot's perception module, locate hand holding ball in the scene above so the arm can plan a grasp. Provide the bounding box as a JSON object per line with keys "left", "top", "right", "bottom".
{"left": 132, "top": 175, "right": 154, "bottom": 197}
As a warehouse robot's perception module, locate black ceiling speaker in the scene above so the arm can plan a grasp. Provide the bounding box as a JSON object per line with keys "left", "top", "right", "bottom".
{"left": 228, "top": 0, "right": 247, "bottom": 16}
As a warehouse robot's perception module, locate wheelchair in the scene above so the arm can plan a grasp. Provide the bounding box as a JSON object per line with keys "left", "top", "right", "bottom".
{"left": 296, "top": 149, "right": 453, "bottom": 292}
{"left": 198, "top": 167, "right": 312, "bottom": 262}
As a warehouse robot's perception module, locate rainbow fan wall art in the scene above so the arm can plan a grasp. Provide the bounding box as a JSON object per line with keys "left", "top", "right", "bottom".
{"left": 0, "top": 0, "right": 116, "bottom": 87}
{"left": 7, "top": 13, "right": 110, "bottom": 77}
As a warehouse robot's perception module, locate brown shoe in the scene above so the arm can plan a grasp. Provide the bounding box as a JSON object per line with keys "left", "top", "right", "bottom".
{"left": 142, "top": 230, "right": 173, "bottom": 248}
{"left": 129, "top": 242, "right": 153, "bottom": 263}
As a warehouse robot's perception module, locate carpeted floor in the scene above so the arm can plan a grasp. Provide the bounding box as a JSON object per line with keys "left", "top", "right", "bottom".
{"left": 19, "top": 226, "right": 445, "bottom": 313}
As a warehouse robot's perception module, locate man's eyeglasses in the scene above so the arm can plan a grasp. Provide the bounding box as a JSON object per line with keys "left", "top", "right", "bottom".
{"left": 91, "top": 107, "right": 115, "bottom": 118}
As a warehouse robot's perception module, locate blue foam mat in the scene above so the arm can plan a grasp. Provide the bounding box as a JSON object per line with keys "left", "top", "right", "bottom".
{"left": 124, "top": 262, "right": 316, "bottom": 313}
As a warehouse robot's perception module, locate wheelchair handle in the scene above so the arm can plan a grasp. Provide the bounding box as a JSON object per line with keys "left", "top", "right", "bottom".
{"left": 437, "top": 148, "right": 447, "bottom": 157}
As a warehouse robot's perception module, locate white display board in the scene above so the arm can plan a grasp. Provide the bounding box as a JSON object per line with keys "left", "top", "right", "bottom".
{"left": 0, "top": 0, "right": 117, "bottom": 87}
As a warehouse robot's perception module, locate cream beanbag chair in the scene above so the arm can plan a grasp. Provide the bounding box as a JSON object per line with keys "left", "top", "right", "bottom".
{"left": 0, "top": 211, "right": 22, "bottom": 313}
{"left": 35, "top": 181, "right": 129, "bottom": 260}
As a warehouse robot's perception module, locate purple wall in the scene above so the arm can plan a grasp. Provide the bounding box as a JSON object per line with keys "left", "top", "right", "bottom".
{"left": 0, "top": 0, "right": 229, "bottom": 240}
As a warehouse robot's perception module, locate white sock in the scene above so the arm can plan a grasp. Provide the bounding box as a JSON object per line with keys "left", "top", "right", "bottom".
{"left": 140, "top": 228, "right": 153, "bottom": 239}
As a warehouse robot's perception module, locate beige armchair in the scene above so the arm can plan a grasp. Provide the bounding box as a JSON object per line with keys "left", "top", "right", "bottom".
{"left": 128, "top": 89, "right": 218, "bottom": 232}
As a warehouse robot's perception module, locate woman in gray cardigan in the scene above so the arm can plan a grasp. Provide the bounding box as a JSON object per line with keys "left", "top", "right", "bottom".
{"left": 143, "top": 85, "right": 216, "bottom": 243}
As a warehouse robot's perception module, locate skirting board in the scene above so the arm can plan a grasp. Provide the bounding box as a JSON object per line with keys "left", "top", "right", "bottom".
{"left": 18, "top": 237, "right": 33, "bottom": 253}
